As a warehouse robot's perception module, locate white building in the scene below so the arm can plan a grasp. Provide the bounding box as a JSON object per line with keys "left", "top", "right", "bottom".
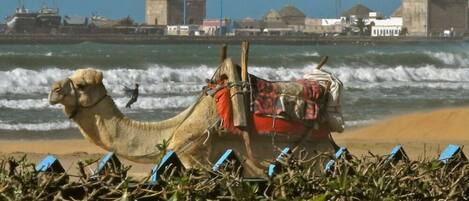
{"left": 201, "top": 19, "right": 231, "bottom": 36}
{"left": 166, "top": 25, "right": 200, "bottom": 36}
{"left": 368, "top": 12, "right": 384, "bottom": 19}
{"left": 304, "top": 17, "right": 345, "bottom": 34}
{"left": 370, "top": 17, "right": 403, "bottom": 37}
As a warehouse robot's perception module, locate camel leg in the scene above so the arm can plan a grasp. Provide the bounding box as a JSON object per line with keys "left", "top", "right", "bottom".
{"left": 241, "top": 130, "right": 267, "bottom": 175}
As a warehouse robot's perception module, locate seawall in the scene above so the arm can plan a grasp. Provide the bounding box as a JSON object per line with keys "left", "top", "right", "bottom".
{"left": 0, "top": 34, "right": 465, "bottom": 45}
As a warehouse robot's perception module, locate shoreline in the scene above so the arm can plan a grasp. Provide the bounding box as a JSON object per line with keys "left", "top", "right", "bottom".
{"left": 0, "top": 34, "right": 465, "bottom": 45}
{"left": 0, "top": 106, "right": 468, "bottom": 173}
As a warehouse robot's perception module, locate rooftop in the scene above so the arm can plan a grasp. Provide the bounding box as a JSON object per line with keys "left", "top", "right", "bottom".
{"left": 342, "top": 4, "right": 374, "bottom": 18}
{"left": 264, "top": 9, "right": 282, "bottom": 22}
{"left": 279, "top": 5, "right": 306, "bottom": 18}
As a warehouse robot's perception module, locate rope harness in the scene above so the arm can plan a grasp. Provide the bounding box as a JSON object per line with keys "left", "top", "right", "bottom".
{"left": 66, "top": 78, "right": 108, "bottom": 119}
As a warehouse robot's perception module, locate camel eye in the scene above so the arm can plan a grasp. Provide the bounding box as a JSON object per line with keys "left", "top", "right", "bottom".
{"left": 76, "top": 83, "right": 85, "bottom": 89}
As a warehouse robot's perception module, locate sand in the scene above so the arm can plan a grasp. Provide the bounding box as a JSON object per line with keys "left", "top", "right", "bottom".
{"left": 1, "top": 106, "right": 469, "bottom": 176}
{"left": 334, "top": 106, "right": 469, "bottom": 159}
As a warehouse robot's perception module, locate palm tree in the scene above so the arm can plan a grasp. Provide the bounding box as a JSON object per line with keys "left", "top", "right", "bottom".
{"left": 356, "top": 18, "right": 365, "bottom": 36}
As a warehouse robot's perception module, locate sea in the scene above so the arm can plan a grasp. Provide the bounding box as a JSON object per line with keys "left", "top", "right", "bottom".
{"left": 0, "top": 42, "right": 468, "bottom": 139}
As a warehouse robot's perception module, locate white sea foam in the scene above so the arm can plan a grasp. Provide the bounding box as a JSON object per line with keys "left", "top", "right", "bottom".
{"left": 424, "top": 51, "right": 469, "bottom": 66}
{"left": 299, "top": 51, "right": 320, "bottom": 57}
{"left": 0, "top": 119, "right": 375, "bottom": 131}
{"left": 0, "top": 68, "right": 72, "bottom": 95}
{"left": 1, "top": 65, "right": 468, "bottom": 97}
{"left": 345, "top": 120, "right": 375, "bottom": 127}
{"left": 329, "top": 65, "right": 469, "bottom": 83}
{"left": 0, "top": 120, "right": 76, "bottom": 131}
{"left": 0, "top": 98, "right": 61, "bottom": 110}
{"left": 0, "top": 96, "right": 196, "bottom": 110}
{"left": 113, "top": 96, "right": 196, "bottom": 109}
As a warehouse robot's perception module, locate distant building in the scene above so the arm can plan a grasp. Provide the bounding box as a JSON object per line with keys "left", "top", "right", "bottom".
{"left": 370, "top": 17, "right": 403, "bottom": 37}
{"left": 402, "top": 0, "right": 469, "bottom": 37}
{"left": 341, "top": 4, "right": 374, "bottom": 20}
{"left": 368, "top": 12, "right": 384, "bottom": 19}
{"left": 392, "top": 5, "right": 403, "bottom": 17}
{"left": 136, "top": 25, "right": 166, "bottom": 35}
{"left": 279, "top": 5, "right": 306, "bottom": 26}
{"left": 233, "top": 18, "right": 263, "bottom": 36}
{"left": 0, "top": 24, "right": 6, "bottom": 33}
{"left": 167, "top": 25, "right": 200, "bottom": 36}
{"left": 262, "top": 5, "right": 305, "bottom": 34}
{"left": 145, "top": 0, "right": 206, "bottom": 26}
{"left": 63, "top": 16, "right": 89, "bottom": 26}
{"left": 5, "top": 5, "right": 61, "bottom": 34}
{"left": 304, "top": 18, "right": 345, "bottom": 34}
{"left": 61, "top": 16, "right": 89, "bottom": 34}
{"left": 201, "top": 19, "right": 231, "bottom": 36}
{"left": 264, "top": 9, "right": 284, "bottom": 24}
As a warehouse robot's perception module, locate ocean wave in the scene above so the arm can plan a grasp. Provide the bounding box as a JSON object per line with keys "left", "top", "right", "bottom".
{"left": 345, "top": 120, "right": 375, "bottom": 127}
{"left": 0, "top": 96, "right": 196, "bottom": 110}
{"left": 0, "top": 119, "right": 374, "bottom": 131}
{"left": 330, "top": 65, "right": 469, "bottom": 83}
{"left": 292, "top": 51, "right": 320, "bottom": 57}
{"left": 0, "top": 65, "right": 468, "bottom": 96}
{"left": 423, "top": 51, "right": 469, "bottom": 66}
{"left": 0, "top": 120, "right": 76, "bottom": 131}
{"left": 347, "top": 50, "right": 469, "bottom": 67}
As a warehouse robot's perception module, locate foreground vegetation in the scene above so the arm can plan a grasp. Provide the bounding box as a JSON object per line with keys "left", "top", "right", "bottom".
{"left": 0, "top": 149, "right": 468, "bottom": 200}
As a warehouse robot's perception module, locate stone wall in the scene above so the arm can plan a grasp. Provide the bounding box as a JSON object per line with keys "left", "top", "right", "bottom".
{"left": 167, "top": 0, "right": 184, "bottom": 25}
{"left": 304, "top": 18, "right": 343, "bottom": 34}
{"left": 146, "top": 0, "right": 168, "bottom": 25}
{"left": 146, "top": 0, "right": 205, "bottom": 25}
{"left": 402, "top": 0, "right": 428, "bottom": 36}
{"left": 428, "top": 0, "right": 468, "bottom": 36}
{"left": 186, "top": 0, "right": 206, "bottom": 25}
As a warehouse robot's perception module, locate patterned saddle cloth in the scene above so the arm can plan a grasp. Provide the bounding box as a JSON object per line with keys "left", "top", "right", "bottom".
{"left": 251, "top": 76, "right": 325, "bottom": 124}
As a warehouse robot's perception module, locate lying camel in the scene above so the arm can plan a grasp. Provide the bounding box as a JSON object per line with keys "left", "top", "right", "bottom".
{"left": 48, "top": 59, "right": 338, "bottom": 176}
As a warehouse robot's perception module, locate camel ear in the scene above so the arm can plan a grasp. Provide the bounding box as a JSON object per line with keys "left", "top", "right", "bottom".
{"left": 82, "top": 69, "right": 103, "bottom": 85}
{"left": 94, "top": 71, "right": 103, "bottom": 85}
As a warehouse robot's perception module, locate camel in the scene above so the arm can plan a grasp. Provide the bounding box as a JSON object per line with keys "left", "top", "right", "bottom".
{"left": 48, "top": 59, "right": 339, "bottom": 176}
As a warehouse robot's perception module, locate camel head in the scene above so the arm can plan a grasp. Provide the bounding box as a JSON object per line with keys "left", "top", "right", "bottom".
{"left": 49, "top": 68, "right": 107, "bottom": 117}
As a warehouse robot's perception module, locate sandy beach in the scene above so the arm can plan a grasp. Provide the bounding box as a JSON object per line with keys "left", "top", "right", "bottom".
{"left": 1, "top": 106, "right": 468, "bottom": 177}
{"left": 334, "top": 106, "right": 469, "bottom": 159}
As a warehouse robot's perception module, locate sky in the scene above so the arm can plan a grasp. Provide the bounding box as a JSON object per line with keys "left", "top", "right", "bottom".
{"left": 1, "top": 0, "right": 401, "bottom": 23}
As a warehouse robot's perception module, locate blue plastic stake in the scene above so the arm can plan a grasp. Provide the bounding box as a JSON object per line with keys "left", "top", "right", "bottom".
{"left": 267, "top": 147, "right": 291, "bottom": 177}
{"left": 439, "top": 144, "right": 467, "bottom": 164}
{"left": 324, "top": 147, "right": 350, "bottom": 173}
{"left": 386, "top": 145, "right": 409, "bottom": 163}
{"left": 324, "top": 160, "right": 335, "bottom": 172}
{"left": 96, "top": 152, "right": 121, "bottom": 174}
{"left": 149, "top": 150, "right": 185, "bottom": 185}
{"left": 212, "top": 149, "right": 241, "bottom": 172}
{"left": 36, "top": 155, "right": 65, "bottom": 173}
{"left": 335, "top": 147, "right": 349, "bottom": 159}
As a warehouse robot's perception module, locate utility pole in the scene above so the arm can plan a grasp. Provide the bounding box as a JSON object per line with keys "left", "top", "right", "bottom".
{"left": 183, "top": 0, "right": 187, "bottom": 25}
{"left": 335, "top": 0, "right": 342, "bottom": 18}
{"left": 219, "top": 0, "right": 223, "bottom": 36}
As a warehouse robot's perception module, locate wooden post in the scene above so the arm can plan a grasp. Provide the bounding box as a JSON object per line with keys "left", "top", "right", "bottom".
{"left": 316, "top": 56, "right": 329, "bottom": 70}
{"left": 241, "top": 41, "right": 250, "bottom": 84}
{"left": 220, "top": 44, "right": 228, "bottom": 63}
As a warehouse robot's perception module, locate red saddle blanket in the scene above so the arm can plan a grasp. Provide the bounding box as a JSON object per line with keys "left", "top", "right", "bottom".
{"left": 252, "top": 77, "right": 323, "bottom": 122}
{"left": 213, "top": 77, "right": 326, "bottom": 137}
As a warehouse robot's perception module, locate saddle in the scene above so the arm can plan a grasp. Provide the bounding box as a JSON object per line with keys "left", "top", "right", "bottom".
{"left": 209, "top": 59, "right": 327, "bottom": 136}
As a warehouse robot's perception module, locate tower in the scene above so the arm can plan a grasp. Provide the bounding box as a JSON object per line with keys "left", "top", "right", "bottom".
{"left": 145, "top": 0, "right": 206, "bottom": 25}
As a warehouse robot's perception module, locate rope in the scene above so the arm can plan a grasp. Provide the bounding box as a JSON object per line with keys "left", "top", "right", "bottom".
{"left": 66, "top": 78, "right": 108, "bottom": 119}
